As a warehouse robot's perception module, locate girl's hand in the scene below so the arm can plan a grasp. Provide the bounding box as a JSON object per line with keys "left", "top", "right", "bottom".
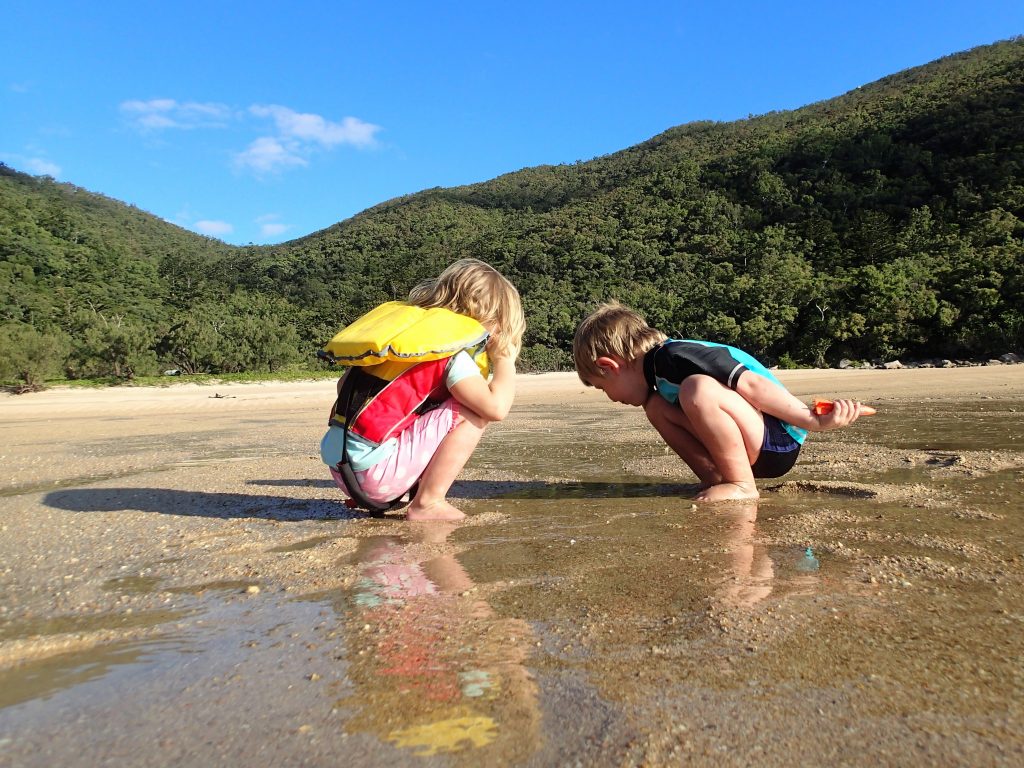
{"left": 486, "top": 331, "right": 519, "bottom": 361}
{"left": 814, "top": 399, "right": 864, "bottom": 430}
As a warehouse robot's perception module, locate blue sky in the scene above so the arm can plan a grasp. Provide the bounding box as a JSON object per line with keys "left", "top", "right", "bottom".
{"left": 2, "top": 2, "right": 1022, "bottom": 246}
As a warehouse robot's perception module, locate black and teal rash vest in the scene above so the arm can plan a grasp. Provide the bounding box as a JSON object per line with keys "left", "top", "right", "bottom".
{"left": 642, "top": 340, "right": 808, "bottom": 445}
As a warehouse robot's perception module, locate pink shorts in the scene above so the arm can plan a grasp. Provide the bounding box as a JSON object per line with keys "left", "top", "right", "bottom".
{"left": 330, "top": 398, "right": 460, "bottom": 504}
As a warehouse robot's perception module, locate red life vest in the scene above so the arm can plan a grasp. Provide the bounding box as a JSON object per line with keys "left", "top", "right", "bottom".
{"left": 329, "top": 356, "right": 457, "bottom": 447}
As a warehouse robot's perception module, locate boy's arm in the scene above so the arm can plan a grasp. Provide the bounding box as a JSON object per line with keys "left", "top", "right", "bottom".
{"left": 735, "top": 372, "right": 864, "bottom": 431}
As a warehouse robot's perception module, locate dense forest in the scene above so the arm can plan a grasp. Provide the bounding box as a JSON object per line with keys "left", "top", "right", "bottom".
{"left": 2, "top": 38, "right": 1022, "bottom": 389}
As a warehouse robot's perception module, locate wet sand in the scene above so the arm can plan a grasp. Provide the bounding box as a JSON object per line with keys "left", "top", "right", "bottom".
{"left": 1, "top": 367, "right": 1022, "bottom": 766}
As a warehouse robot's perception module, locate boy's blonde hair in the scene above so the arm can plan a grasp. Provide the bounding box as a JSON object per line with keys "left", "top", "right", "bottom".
{"left": 408, "top": 258, "right": 526, "bottom": 358}
{"left": 573, "top": 302, "right": 667, "bottom": 385}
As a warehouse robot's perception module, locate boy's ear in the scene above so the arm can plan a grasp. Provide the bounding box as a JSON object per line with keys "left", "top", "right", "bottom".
{"left": 595, "top": 356, "right": 620, "bottom": 374}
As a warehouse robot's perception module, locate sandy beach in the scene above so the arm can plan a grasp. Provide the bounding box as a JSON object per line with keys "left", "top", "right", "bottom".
{"left": 1, "top": 366, "right": 1023, "bottom": 766}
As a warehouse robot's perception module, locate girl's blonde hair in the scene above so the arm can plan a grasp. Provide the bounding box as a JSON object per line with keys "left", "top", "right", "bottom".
{"left": 408, "top": 258, "right": 526, "bottom": 358}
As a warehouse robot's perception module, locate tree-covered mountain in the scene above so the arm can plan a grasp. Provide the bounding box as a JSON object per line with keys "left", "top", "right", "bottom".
{"left": 3, "top": 38, "right": 1022, "bottom": 387}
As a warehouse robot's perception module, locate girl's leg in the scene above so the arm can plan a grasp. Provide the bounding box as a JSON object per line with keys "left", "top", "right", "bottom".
{"left": 677, "top": 375, "right": 765, "bottom": 501}
{"left": 407, "top": 407, "right": 488, "bottom": 521}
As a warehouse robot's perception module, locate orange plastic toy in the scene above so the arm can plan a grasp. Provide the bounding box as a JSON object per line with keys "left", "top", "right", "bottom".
{"left": 813, "top": 399, "right": 877, "bottom": 416}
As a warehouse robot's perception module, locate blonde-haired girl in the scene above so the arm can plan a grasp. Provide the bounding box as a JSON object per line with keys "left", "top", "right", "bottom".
{"left": 321, "top": 259, "right": 525, "bottom": 521}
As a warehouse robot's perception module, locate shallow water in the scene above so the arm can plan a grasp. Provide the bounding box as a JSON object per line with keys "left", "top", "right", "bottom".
{"left": 1, "top": 399, "right": 1022, "bottom": 765}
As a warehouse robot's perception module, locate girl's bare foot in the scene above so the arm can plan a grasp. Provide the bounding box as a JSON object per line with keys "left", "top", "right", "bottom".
{"left": 407, "top": 521, "right": 459, "bottom": 544}
{"left": 406, "top": 499, "right": 466, "bottom": 522}
{"left": 694, "top": 481, "right": 759, "bottom": 502}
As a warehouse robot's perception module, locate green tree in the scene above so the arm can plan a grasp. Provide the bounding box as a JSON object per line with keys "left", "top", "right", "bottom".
{"left": 0, "top": 323, "right": 70, "bottom": 392}
{"left": 68, "top": 311, "right": 159, "bottom": 380}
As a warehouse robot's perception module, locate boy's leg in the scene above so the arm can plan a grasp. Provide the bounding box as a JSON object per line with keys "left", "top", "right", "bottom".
{"left": 647, "top": 375, "right": 765, "bottom": 501}
{"left": 644, "top": 395, "right": 723, "bottom": 486}
{"left": 407, "top": 407, "right": 488, "bottom": 521}
{"left": 679, "top": 375, "right": 764, "bottom": 500}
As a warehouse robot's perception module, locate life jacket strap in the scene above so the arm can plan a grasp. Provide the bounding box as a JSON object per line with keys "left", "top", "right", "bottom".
{"left": 335, "top": 367, "right": 411, "bottom": 515}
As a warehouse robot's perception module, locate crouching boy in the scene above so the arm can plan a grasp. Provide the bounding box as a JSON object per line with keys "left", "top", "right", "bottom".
{"left": 572, "top": 302, "right": 867, "bottom": 502}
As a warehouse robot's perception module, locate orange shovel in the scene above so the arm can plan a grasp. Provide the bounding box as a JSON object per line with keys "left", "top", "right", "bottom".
{"left": 813, "top": 398, "right": 877, "bottom": 416}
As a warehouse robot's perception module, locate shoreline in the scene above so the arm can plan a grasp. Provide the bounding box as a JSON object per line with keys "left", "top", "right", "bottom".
{"left": 3, "top": 366, "right": 1023, "bottom": 422}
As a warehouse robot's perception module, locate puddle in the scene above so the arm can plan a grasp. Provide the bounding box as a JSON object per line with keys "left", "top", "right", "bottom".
{"left": 311, "top": 500, "right": 870, "bottom": 761}
{"left": 268, "top": 535, "right": 336, "bottom": 553}
{"left": 0, "top": 609, "right": 191, "bottom": 643}
{"left": 507, "top": 480, "right": 697, "bottom": 499}
{"left": 102, "top": 575, "right": 164, "bottom": 594}
{"left": 865, "top": 401, "right": 1024, "bottom": 452}
{"left": 323, "top": 530, "right": 543, "bottom": 763}
{"left": 0, "top": 637, "right": 184, "bottom": 710}
{"left": 0, "top": 598, "right": 355, "bottom": 766}
{"left": 163, "top": 580, "right": 259, "bottom": 595}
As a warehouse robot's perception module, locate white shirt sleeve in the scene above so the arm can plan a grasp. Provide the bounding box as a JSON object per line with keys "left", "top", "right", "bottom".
{"left": 445, "top": 350, "right": 484, "bottom": 388}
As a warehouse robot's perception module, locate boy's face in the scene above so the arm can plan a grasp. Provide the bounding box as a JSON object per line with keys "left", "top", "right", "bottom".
{"left": 590, "top": 356, "right": 650, "bottom": 407}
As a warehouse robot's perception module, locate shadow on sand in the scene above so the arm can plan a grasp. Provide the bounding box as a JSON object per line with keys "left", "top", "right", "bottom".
{"left": 246, "top": 478, "right": 337, "bottom": 488}
{"left": 244, "top": 478, "right": 700, "bottom": 501}
{"left": 43, "top": 479, "right": 700, "bottom": 521}
{"left": 43, "top": 487, "right": 362, "bottom": 522}
{"left": 450, "top": 479, "right": 699, "bottom": 500}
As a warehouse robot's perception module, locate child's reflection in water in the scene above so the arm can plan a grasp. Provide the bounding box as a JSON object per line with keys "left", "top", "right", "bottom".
{"left": 717, "top": 501, "right": 821, "bottom": 609}
{"left": 341, "top": 522, "right": 539, "bottom": 760}
{"left": 718, "top": 502, "right": 776, "bottom": 608}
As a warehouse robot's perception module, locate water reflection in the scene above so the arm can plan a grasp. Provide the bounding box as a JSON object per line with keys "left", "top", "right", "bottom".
{"left": 715, "top": 502, "right": 823, "bottom": 609}
{"left": 717, "top": 502, "right": 776, "bottom": 609}
{"left": 337, "top": 523, "right": 540, "bottom": 761}
{"left": 0, "top": 638, "right": 182, "bottom": 710}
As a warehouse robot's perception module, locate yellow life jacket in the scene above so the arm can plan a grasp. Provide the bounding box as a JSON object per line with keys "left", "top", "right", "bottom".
{"left": 320, "top": 301, "right": 489, "bottom": 376}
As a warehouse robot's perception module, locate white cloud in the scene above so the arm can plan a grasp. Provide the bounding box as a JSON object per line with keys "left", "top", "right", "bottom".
{"left": 120, "top": 96, "right": 381, "bottom": 176}
{"left": 249, "top": 105, "right": 380, "bottom": 148}
{"left": 234, "top": 104, "right": 381, "bottom": 176}
{"left": 1, "top": 153, "right": 61, "bottom": 177}
{"left": 120, "top": 99, "right": 231, "bottom": 130}
{"left": 255, "top": 214, "right": 289, "bottom": 238}
{"left": 261, "top": 222, "right": 288, "bottom": 237}
{"left": 24, "top": 157, "right": 61, "bottom": 176}
{"left": 194, "top": 220, "right": 234, "bottom": 237}
{"left": 234, "top": 137, "right": 308, "bottom": 174}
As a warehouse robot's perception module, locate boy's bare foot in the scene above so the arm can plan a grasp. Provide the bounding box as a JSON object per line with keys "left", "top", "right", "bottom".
{"left": 694, "top": 481, "right": 759, "bottom": 502}
{"left": 406, "top": 499, "right": 466, "bottom": 522}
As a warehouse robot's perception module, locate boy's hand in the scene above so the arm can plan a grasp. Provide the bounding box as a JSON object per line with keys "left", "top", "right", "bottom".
{"left": 814, "top": 398, "right": 865, "bottom": 430}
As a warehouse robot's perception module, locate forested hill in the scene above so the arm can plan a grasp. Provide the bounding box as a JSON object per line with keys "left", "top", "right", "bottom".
{"left": 1, "top": 165, "right": 234, "bottom": 318}
{"left": 237, "top": 37, "right": 1024, "bottom": 368}
{"left": 2, "top": 38, "right": 1023, "bottom": 387}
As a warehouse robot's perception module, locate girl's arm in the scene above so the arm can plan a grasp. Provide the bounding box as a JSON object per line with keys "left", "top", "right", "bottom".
{"left": 448, "top": 349, "right": 517, "bottom": 422}
{"left": 735, "top": 372, "right": 864, "bottom": 431}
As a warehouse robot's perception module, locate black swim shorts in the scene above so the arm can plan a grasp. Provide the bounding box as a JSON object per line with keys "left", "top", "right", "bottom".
{"left": 751, "top": 414, "right": 801, "bottom": 479}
